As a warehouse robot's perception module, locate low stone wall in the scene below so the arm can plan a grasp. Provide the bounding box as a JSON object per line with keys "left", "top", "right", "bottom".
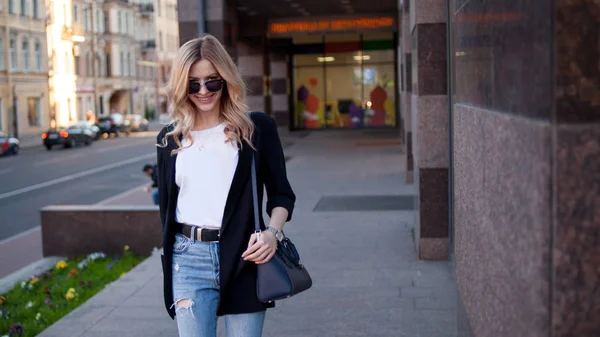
{"left": 41, "top": 205, "right": 161, "bottom": 257}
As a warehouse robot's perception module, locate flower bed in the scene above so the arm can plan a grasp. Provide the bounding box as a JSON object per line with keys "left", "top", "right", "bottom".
{"left": 0, "top": 246, "right": 147, "bottom": 337}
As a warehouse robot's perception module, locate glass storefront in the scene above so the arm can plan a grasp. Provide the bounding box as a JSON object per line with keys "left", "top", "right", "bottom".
{"left": 292, "top": 33, "right": 397, "bottom": 130}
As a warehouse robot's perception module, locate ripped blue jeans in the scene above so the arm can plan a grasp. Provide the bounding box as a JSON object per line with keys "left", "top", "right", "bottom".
{"left": 172, "top": 233, "right": 266, "bottom": 337}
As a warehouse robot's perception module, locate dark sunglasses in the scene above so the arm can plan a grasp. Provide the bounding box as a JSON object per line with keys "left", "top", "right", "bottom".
{"left": 188, "top": 79, "right": 225, "bottom": 94}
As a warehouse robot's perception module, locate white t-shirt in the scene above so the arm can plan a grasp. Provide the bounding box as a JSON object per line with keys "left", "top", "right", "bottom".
{"left": 175, "top": 123, "right": 239, "bottom": 229}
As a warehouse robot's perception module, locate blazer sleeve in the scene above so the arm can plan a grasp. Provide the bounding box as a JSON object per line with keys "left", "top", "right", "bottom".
{"left": 156, "top": 133, "right": 168, "bottom": 227}
{"left": 259, "top": 115, "right": 296, "bottom": 222}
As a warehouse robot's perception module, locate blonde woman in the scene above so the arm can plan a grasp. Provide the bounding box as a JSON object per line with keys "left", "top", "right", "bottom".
{"left": 156, "top": 35, "right": 295, "bottom": 337}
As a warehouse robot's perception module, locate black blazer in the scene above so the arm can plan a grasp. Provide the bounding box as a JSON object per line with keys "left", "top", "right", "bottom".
{"left": 156, "top": 112, "right": 295, "bottom": 318}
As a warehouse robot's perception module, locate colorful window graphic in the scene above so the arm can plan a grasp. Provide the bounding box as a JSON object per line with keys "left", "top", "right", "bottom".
{"left": 293, "top": 36, "right": 397, "bottom": 130}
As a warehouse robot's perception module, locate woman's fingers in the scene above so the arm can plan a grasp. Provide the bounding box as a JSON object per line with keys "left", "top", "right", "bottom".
{"left": 242, "top": 234, "right": 258, "bottom": 258}
{"left": 255, "top": 250, "right": 276, "bottom": 264}
{"left": 244, "top": 244, "right": 272, "bottom": 262}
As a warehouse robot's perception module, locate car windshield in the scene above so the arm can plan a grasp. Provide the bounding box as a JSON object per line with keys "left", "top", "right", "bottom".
{"left": 67, "top": 126, "right": 78, "bottom": 130}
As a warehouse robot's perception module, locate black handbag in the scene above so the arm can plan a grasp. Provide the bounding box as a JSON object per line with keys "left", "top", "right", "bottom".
{"left": 251, "top": 154, "right": 312, "bottom": 302}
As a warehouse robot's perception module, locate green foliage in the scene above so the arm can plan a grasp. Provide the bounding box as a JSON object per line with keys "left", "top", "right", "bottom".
{"left": 0, "top": 250, "right": 146, "bottom": 337}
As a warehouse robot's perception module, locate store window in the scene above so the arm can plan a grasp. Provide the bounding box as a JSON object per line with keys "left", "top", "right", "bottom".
{"left": 292, "top": 33, "right": 396, "bottom": 129}
{"left": 27, "top": 97, "right": 41, "bottom": 127}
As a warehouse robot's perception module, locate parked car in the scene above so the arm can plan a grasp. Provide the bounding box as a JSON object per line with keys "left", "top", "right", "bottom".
{"left": 75, "top": 121, "right": 101, "bottom": 140}
{"left": 95, "top": 113, "right": 131, "bottom": 137}
{"left": 42, "top": 125, "right": 93, "bottom": 150}
{"left": 125, "top": 114, "right": 149, "bottom": 132}
{"left": 0, "top": 132, "right": 19, "bottom": 156}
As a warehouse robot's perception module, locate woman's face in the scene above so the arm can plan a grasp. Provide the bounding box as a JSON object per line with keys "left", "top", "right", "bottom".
{"left": 188, "top": 59, "right": 224, "bottom": 115}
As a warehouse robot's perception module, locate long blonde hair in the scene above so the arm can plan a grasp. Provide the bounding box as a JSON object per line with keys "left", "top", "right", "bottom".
{"left": 160, "top": 34, "right": 254, "bottom": 154}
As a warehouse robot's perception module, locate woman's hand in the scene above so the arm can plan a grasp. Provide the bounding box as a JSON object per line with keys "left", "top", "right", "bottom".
{"left": 242, "top": 231, "right": 278, "bottom": 264}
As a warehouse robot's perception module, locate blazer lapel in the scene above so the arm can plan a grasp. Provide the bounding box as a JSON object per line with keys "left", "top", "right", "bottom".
{"left": 220, "top": 141, "right": 253, "bottom": 236}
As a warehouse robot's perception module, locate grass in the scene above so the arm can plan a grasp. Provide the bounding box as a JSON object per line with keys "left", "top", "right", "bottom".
{"left": 0, "top": 248, "right": 147, "bottom": 337}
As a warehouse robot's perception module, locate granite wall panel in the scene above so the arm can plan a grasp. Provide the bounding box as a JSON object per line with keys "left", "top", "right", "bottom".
{"left": 412, "top": 23, "right": 447, "bottom": 96}
{"left": 453, "top": 104, "right": 552, "bottom": 337}
{"left": 553, "top": 124, "right": 600, "bottom": 336}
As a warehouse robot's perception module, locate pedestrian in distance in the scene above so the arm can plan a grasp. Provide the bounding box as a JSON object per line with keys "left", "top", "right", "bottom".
{"left": 142, "top": 164, "right": 159, "bottom": 205}
{"left": 155, "top": 34, "right": 296, "bottom": 337}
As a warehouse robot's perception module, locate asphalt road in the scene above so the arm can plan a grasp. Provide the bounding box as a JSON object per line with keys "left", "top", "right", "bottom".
{"left": 0, "top": 130, "right": 163, "bottom": 279}
{"left": 0, "top": 132, "right": 160, "bottom": 241}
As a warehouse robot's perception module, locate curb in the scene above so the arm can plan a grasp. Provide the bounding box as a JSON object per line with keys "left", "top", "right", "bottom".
{"left": 0, "top": 257, "right": 65, "bottom": 294}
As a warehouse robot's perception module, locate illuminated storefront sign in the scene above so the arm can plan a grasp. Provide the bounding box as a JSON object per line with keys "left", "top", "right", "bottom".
{"left": 269, "top": 16, "right": 396, "bottom": 36}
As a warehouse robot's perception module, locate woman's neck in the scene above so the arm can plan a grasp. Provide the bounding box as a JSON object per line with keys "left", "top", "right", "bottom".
{"left": 192, "top": 109, "right": 221, "bottom": 131}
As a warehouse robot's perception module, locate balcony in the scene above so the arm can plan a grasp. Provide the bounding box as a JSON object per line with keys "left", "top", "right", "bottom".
{"left": 141, "top": 40, "right": 156, "bottom": 50}
{"left": 139, "top": 3, "right": 154, "bottom": 16}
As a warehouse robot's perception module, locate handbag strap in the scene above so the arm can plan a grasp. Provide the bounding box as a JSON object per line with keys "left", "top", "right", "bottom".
{"left": 251, "top": 154, "right": 261, "bottom": 232}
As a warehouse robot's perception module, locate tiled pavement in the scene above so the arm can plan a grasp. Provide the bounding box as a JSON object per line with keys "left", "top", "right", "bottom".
{"left": 38, "top": 128, "right": 459, "bottom": 337}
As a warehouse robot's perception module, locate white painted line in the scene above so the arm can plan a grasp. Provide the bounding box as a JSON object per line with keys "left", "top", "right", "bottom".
{"left": 0, "top": 168, "right": 14, "bottom": 175}
{"left": 0, "top": 152, "right": 155, "bottom": 201}
{"left": 95, "top": 183, "right": 150, "bottom": 205}
{"left": 0, "top": 226, "right": 40, "bottom": 246}
{"left": 33, "top": 152, "right": 85, "bottom": 167}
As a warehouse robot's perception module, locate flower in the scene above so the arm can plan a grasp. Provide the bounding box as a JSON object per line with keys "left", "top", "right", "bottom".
{"left": 35, "top": 312, "right": 41, "bottom": 321}
{"left": 43, "top": 286, "right": 50, "bottom": 294}
{"left": 65, "top": 288, "right": 77, "bottom": 300}
{"left": 44, "top": 297, "right": 51, "bottom": 307}
{"left": 25, "top": 301, "right": 34, "bottom": 309}
{"left": 77, "top": 260, "right": 87, "bottom": 269}
{"left": 8, "top": 323, "right": 23, "bottom": 335}
{"left": 27, "top": 284, "right": 33, "bottom": 291}
{"left": 86, "top": 252, "right": 106, "bottom": 261}
{"left": 106, "top": 264, "right": 113, "bottom": 270}
{"left": 20, "top": 281, "right": 26, "bottom": 289}
{"left": 55, "top": 260, "right": 68, "bottom": 270}
{"left": 120, "top": 272, "right": 126, "bottom": 278}
{"left": 124, "top": 245, "right": 130, "bottom": 252}
{"left": 30, "top": 277, "right": 40, "bottom": 285}
{"left": 67, "top": 269, "right": 78, "bottom": 278}
{"left": 0, "top": 295, "right": 6, "bottom": 305}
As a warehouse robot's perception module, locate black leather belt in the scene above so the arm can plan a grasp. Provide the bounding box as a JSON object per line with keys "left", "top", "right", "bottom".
{"left": 178, "top": 224, "right": 220, "bottom": 242}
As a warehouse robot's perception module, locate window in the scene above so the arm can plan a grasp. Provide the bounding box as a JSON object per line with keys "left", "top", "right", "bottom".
{"left": 103, "top": 11, "right": 109, "bottom": 33}
{"left": 27, "top": 97, "right": 41, "bottom": 127}
{"left": 127, "top": 53, "right": 132, "bottom": 76}
{"left": 158, "top": 31, "right": 162, "bottom": 50}
{"left": 95, "top": 10, "right": 100, "bottom": 32}
{"left": 32, "top": 0, "right": 38, "bottom": 18}
{"left": 73, "top": 4, "right": 78, "bottom": 22}
{"left": 125, "top": 12, "right": 128, "bottom": 34}
{"left": 74, "top": 55, "right": 80, "bottom": 75}
{"left": 157, "top": 0, "right": 161, "bottom": 16}
{"left": 22, "top": 39, "right": 29, "bottom": 72}
{"left": 0, "top": 37, "right": 4, "bottom": 70}
{"left": 84, "top": 7, "right": 90, "bottom": 31}
{"left": 105, "top": 52, "right": 111, "bottom": 77}
{"left": 34, "top": 41, "right": 41, "bottom": 72}
{"left": 120, "top": 52, "right": 124, "bottom": 75}
{"left": 118, "top": 11, "right": 122, "bottom": 34}
{"left": 20, "top": 0, "right": 26, "bottom": 16}
{"left": 8, "top": 0, "right": 14, "bottom": 14}
{"left": 9, "top": 38, "right": 17, "bottom": 71}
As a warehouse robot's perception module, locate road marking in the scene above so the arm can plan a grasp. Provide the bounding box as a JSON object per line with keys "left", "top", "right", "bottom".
{"left": 32, "top": 152, "right": 85, "bottom": 167}
{"left": 0, "top": 152, "right": 155, "bottom": 201}
{"left": 95, "top": 183, "right": 150, "bottom": 205}
{"left": 0, "top": 168, "right": 14, "bottom": 175}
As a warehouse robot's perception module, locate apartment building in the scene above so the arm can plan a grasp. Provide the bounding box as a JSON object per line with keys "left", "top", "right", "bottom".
{"left": 0, "top": 0, "right": 50, "bottom": 137}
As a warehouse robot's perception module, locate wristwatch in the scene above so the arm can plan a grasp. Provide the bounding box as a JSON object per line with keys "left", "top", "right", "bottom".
{"left": 266, "top": 226, "right": 284, "bottom": 241}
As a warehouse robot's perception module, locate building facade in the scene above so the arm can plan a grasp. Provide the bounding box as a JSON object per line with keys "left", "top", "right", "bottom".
{"left": 178, "top": 0, "right": 600, "bottom": 336}
{"left": 0, "top": 0, "right": 50, "bottom": 137}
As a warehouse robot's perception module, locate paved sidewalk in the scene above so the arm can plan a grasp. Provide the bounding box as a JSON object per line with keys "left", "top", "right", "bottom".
{"left": 39, "top": 128, "right": 458, "bottom": 337}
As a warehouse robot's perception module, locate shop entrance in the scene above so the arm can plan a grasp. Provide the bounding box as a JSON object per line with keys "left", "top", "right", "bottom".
{"left": 289, "top": 33, "right": 397, "bottom": 130}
